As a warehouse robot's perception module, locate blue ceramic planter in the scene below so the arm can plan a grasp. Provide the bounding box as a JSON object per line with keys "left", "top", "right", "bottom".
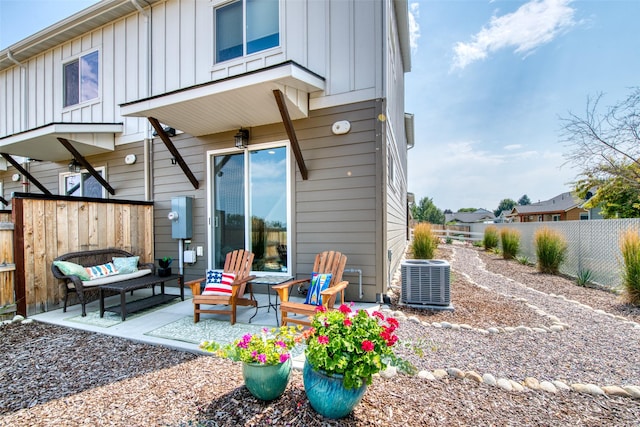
{"left": 303, "top": 361, "right": 367, "bottom": 419}
{"left": 242, "top": 359, "right": 292, "bottom": 401}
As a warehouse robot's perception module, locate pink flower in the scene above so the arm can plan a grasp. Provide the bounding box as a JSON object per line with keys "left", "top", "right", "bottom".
{"left": 315, "top": 306, "right": 327, "bottom": 313}
{"left": 361, "top": 340, "right": 375, "bottom": 352}
{"left": 318, "top": 335, "right": 329, "bottom": 345}
{"left": 387, "top": 318, "right": 399, "bottom": 329}
{"left": 343, "top": 318, "right": 352, "bottom": 327}
{"left": 276, "top": 340, "right": 287, "bottom": 348}
{"left": 339, "top": 304, "right": 352, "bottom": 314}
{"left": 279, "top": 353, "right": 291, "bottom": 363}
{"left": 372, "top": 311, "right": 384, "bottom": 320}
{"left": 257, "top": 353, "right": 267, "bottom": 364}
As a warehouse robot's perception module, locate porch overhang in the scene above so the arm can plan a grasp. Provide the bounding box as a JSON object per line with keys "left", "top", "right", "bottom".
{"left": 120, "top": 61, "right": 325, "bottom": 137}
{"left": 0, "top": 123, "right": 122, "bottom": 161}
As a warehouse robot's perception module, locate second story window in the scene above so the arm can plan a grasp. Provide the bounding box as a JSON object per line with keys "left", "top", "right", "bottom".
{"left": 215, "top": 0, "right": 279, "bottom": 63}
{"left": 64, "top": 51, "right": 99, "bottom": 108}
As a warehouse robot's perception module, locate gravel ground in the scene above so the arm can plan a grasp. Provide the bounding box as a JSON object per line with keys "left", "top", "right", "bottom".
{"left": 1, "top": 244, "right": 639, "bottom": 427}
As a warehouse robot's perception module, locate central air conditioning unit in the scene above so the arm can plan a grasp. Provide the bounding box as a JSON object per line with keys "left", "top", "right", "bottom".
{"left": 401, "top": 259, "right": 452, "bottom": 309}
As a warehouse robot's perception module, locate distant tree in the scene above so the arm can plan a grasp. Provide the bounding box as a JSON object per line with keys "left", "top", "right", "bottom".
{"left": 562, "top": 88, "right": 640, "bottom": 218}
{"left": 518, "top": 195, "right": 531, "bottom": 205}
{"left": 443, "top": 209, "right": 453, "bottom": 214}
{"left": 575, "top": 167, "right": 640, "bottom": 218}
{"left": 412, "top": 197, "right": 445, "bottom": 224}
{"left": 494, "top": 198, "right": 516, "bottom": 217}
{"left": 458, "top": 207, "right": 477, "bottom": 212}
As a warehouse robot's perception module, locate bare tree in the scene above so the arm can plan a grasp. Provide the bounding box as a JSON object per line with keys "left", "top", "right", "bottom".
{"left": 561, "top": 88, "right": 640, "bottom": 217}
{"left": 562, "top": 88, "right": 640, "bottom": 188}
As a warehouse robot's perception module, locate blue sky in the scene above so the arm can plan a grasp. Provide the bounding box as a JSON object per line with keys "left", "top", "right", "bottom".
{"left": 1, "top": 0, "right": 639, "bottom": 212}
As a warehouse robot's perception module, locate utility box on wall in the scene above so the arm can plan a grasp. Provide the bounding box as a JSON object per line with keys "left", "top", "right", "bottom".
{"left": 169, "top": 196, "right": 193, "bottom": 239}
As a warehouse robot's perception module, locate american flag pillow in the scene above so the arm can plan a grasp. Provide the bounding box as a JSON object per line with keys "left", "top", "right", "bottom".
{"left": 202, "top": 270, "right": 236, "bottom": 295}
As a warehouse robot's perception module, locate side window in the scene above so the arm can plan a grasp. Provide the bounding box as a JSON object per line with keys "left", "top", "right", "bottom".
{"left": 60, "top": 167, "right": 106, "bottom": 198}
{"left": 215, "top": 0, "right": 279, "bottom": 64}
{"left": 64, "top": 51, "right": 99, "bottom": 107}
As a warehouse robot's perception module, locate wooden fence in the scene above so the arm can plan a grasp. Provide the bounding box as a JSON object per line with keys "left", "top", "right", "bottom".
{"left": 0, "top": 211, "right": 15, "bottom": 319}
{"left": 11, "top": 194, "right": 154, "bottom": 316}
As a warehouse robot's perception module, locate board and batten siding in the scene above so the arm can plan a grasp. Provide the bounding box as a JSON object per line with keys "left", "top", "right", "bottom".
{"left": 1, "top": 0, "right": 385, "bottom": 141}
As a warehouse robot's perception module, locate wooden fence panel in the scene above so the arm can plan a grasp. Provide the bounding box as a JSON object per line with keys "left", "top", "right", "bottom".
{"left": 12, "top": 195, "right": 154, "bottom": 316}
{"left": 0, "top": 222, "right": 15, "bottom": 318}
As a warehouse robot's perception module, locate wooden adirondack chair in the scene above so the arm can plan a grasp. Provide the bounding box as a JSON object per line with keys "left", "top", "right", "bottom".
{"left": 185, "top": 249, "right": 257, "bottom": 325}
{"left": 273, "top": 251, "right": 348, "bottom": 327}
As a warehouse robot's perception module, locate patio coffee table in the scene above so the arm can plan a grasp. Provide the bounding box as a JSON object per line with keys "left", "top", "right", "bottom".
{"left": 248, "top": 275, "right": 294, "bottom": 325}
{"left": 99, "top": 274, "right": 183, "bottom": 321}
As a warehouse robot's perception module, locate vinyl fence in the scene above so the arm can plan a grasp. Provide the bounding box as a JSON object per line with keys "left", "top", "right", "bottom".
{"left": 470, "top": 219, "right": 640, "bottom": 289}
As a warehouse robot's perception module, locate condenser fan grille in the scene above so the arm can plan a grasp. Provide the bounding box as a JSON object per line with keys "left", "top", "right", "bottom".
{"left": 401, "top": 260, "right": 450, "bottom": 305}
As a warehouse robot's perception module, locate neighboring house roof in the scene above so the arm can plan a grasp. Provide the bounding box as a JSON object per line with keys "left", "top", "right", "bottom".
{"left": 445, "top": 209, "right": 496, "bottom": 224}
{"left": 511, "top": 192, "right": 583, "bottom": 215}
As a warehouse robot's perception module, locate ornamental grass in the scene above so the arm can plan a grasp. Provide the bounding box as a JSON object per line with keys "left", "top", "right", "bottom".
{"left": 620, "top": 228, "right": 640, "bottom": 306}
{"left": 412, "top": 223, "right": 438, "bottom": 259}
{"left": 483, "top": 225, "right": 500, "bottom": 251}
{"left": 500, "top": 228, "right": 520, "bottom": 260}
{"left": 534, "top": 227, "right": 568, "bottom": 274}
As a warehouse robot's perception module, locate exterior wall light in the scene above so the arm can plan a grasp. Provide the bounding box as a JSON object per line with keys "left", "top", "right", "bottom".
{"left": 68, "top": 159, "right": 81, "bottom": 173}
{"left": 234, "top": 128, "right": 249, "bottom": 149}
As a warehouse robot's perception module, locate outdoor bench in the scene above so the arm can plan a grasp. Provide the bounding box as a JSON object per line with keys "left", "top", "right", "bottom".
{"left": 51, "top": 248, "right": 162, "bottom": 317}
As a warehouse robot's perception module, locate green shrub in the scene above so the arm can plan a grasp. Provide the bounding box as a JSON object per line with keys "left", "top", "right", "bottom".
{"left": 534, "top": 227, "right": 568, "bottom": 274}
{"left": 500, "top": 228, "right": 520, "bottom": 260}
{"left": 483, "top": 226, "right": 500, "bottom": 250}
{"left": 445, "top": 237, "right": 453, "bottom": 244}
{"left": 412, "top": 223, "right": 438, "bottom": 259}
{"left": 620, "top": 228, "right": 640, "bottom": 306}
{"left": 516, "top": 255, "right": 530, "bottom": 266}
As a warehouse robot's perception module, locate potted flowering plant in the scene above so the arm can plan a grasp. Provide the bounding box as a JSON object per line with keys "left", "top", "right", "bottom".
{"left": 201, "top": 325, "right": 301, "bottom": 401}
{"left": 302, "top": 304, "right": 401, "bottom": 418}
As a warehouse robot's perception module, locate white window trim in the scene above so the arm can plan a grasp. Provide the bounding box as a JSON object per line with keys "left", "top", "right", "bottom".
{"left": 210, "top": 0, "right": 282, "bottom": 68}
{"left": 62, "top": 48, "right": 102, "bottom": 110}
{"left": 59, "top": 166, "right": 107, "bottom": 198}
{"left": 206, "top": 140, "right": 291, "bottom": 272}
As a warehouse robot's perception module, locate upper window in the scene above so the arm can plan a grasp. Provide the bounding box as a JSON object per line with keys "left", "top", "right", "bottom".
{"left": 64, "top": 51, "right": 99, "bottom": 108}
{"left": 215, "top": 0, "right": 279, "bottom": 63}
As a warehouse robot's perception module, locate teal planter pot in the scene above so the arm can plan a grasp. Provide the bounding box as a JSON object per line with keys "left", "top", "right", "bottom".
{"left": 303, "top": 361, "right": 367, "bottom": 419}
{"left": 242, "top": 359, "right": 291, "bottom": 401}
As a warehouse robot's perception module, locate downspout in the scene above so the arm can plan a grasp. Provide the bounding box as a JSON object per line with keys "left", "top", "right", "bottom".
{"left": 7, "top": 51, "right": 28, "bottom": 131}
{"left": 131, "top": 0, "right": 154, "bottom": 201}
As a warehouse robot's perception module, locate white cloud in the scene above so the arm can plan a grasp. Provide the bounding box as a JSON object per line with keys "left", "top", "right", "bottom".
{"left": 452, "top": 0, "right": 577, "bottom": 70}
{"left": 504, "top": 144, "right": 523, "bottom": 150}
{"left": 408, "top": 3, "right": 421, "bottom": 52}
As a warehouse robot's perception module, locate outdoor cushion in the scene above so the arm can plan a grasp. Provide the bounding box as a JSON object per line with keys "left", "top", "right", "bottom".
{"left": 79, "top": 269, "right": 153, "bottom": 288}
{"left": 112, "top": 256, "right": 139, "bottom": 274}
{"left": 202, "top": 270, "right": 236, "bottom": 296}
{"left": 53, "top": 260, "right": 91, "bottom": 281}
{"left": 85, "top": 262, "right": 119, "bottom": 280}
{"left": 304, "top": 272, "right": 332, "bottom": 305}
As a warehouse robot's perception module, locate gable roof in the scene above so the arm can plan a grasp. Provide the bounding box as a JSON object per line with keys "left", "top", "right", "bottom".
{"left": 0, "top": 0, "right": 164, "bottom": 72}
{"left": 445, "top": 209, "right": 496, "bottom": 224}
{"left": 511, "top": 192, "right": 583, "bottom": 215}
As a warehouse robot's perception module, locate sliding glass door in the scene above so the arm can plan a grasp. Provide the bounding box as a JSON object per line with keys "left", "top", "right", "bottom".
{"left": 210, "top": 144, "right": 289, "bottom": 272}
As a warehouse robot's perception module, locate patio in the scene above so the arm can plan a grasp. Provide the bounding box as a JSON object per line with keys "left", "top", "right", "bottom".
{"left": 30, "top": 286, "right": 379, "bottom": 360}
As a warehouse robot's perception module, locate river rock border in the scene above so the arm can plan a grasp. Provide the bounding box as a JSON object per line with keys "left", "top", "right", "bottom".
{"left": 381, "top": 248, "right": 640, "bottom": 400}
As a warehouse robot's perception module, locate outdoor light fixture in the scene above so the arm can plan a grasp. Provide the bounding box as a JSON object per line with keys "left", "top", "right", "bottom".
{"left": 68, "top": 159, "right": 81, "bottom": 173}
{"left": 234, "top": 128, "right": 249, "bottom": 149}
{"left": 152, "top": 126, "right": 176, "bottom": 137}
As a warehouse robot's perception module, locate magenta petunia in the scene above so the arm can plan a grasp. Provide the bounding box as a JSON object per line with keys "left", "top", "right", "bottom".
{"left": 318, "top": 335, "right": 329, "bottom": 344}
{"left": 361, "top": 340, "right": 375, "bottom": 352}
